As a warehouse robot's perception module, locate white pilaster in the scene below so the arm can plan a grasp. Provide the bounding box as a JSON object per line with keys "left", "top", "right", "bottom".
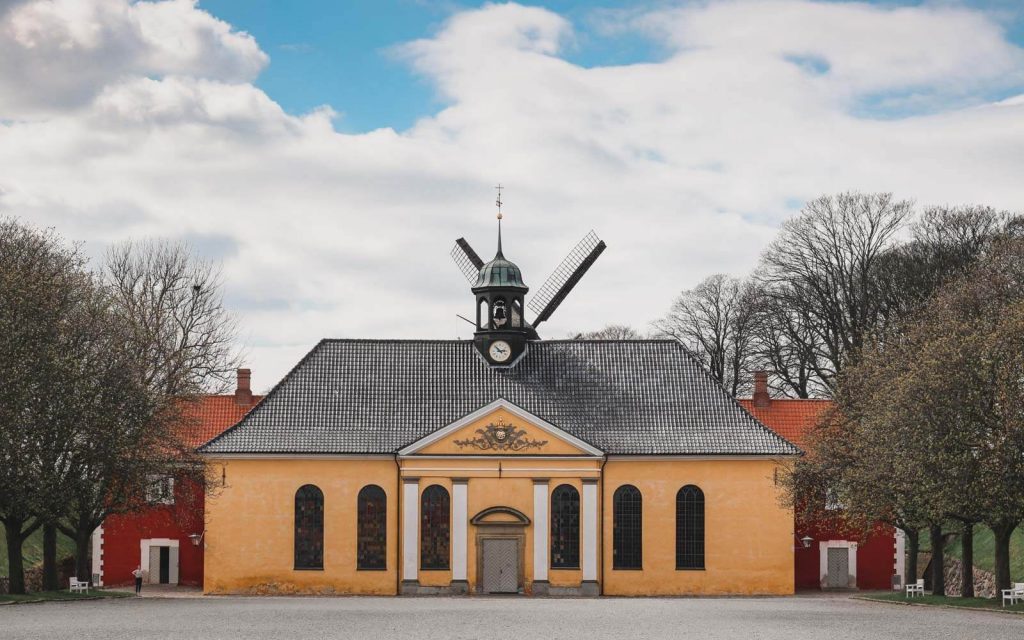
{"left": 452, "top": 479, "right": 468, "bottom": 582}
{"left": 582, "top": 479, "right": 599, "bottom": 583}
{"left": 91, "top": 523, "right": 104, "bottom": 586}
{"left": 402, "top": 478, "right": 420, "bottom": 582}
{"left": 533, "top": 480, "right": 550, "bottom": 583}
{"left": 894, "top": 528, "right": 906, "bottom": 587}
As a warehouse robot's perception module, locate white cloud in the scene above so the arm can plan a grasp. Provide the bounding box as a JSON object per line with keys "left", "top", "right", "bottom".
{"left": 1, "top": 0, "right": 1023, "bottom": 389}
{"left": 0, "top": 0, "right": 265, "bottom": 117}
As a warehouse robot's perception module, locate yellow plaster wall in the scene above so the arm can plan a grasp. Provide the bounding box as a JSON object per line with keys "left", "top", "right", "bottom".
{"left": 601, "top": 459, "right": 794, "bottom": 596}
{"left": 204, "top": 458, "right": 398, "bottom": 595}
{"left": 417, "top": 407, "right": 589, "bottom": 456}
{"left": 203, "top": 454, "right": 791, "bottom": 596}
{"left": 400, "top": 461, "right": 600, "bottom": 592}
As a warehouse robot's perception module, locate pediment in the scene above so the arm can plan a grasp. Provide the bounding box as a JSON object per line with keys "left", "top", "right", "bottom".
{"left": 471, "top": 506, "right": 530, "bottom": 526}
{"left": 398, "top": 399, "right": 603, "bottom": 457}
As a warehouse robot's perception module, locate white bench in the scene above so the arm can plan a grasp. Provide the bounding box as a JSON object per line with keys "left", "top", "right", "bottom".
{"left": 906, "top": 578, "right": 924, "bottom": 597}
{"left": 69, "top": 577, "right": 90, "bottom": 594}
{"left": 1001, "top": 582, "right": 1024, "bottom": 607}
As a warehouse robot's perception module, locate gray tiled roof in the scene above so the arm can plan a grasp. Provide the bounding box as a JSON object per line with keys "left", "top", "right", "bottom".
{"left": 199, "top": 339, "right": 801, "bottom": 456}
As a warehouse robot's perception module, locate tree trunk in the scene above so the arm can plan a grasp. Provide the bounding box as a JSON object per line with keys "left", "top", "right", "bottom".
{"left": 930, "top": 524, "right": 945, "bottom": 596}
{"left": 73, "top": 529, "right": 92, "bottom": 582}
{"left": 992, "top": 521, "right": 1017, "bottom": 593}
{"left": 42, "top": 522, "right": 59, "bottom": 591}
{"left": 3, "top": 520, "right": 27, "bottom": 595}
{"left": 904, "top": 528, "right": 919, "bottom": 583}
{"left": 959, "top": 522, "right": 974, "bottom": 598}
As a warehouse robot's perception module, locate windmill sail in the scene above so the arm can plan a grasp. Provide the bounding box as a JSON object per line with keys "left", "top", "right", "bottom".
{"left": 451, "top": 237, "right": 484, "bottom": 284}
{"left": 528, "top": 231, "right": 606, "bottom": 327}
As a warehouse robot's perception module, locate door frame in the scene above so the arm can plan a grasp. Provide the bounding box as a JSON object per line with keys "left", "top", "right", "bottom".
{"left": 139, "top": 538, "right": 180, "bottom": 585}
{"left": 818, "top": 540, "right": 857, "bottom": 589}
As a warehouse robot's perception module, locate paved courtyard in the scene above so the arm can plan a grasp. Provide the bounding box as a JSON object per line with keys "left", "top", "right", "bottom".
{"left": 1, "top": 594, "right": 1020, "bottom": 639}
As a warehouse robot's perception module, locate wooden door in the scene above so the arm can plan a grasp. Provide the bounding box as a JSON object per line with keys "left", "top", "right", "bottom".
{"left": 482, "top": 538, "right": 518, "bottom": 594}
{"left": 826, "top": 547, "right": 849, "bottom": 588}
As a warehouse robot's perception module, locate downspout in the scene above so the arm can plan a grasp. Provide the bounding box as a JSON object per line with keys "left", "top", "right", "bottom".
{"left": 394, "top": 453, "right": 401, "bottom": 596}
{"left": 599, "top": 455, "right": 608, "bottom": 595}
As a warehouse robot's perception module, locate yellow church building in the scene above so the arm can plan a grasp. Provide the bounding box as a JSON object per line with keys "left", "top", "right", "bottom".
{"left": 199, "top": 226, "right": 801, "bottom": 596}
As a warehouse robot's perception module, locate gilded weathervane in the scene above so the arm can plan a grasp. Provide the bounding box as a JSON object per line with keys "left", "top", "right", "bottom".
{"left": 453, "top": 418, "right": 548, "bottom": 452}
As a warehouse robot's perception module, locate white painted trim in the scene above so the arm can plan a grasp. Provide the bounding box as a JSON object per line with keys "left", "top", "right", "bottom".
{"left": 401, "top": 467, "right": 601, "bottom": 473}
{"left": 203, "top": 454, "right": 395, "bottom": 460}
{"left": 533, "top": 482, "right": 549, "bottom": 582}
{"left": 398, "top": 399, "right": 604, "bottom": 457}
{"left": 402, "top": 479, "right": 419, "bottom": 581}
{"left": 607, "top": 455, "right": 797, "bottom": 461}
{"left": 452, "top": 481, "right": 468, "bottom": 582}
{"left": 819, "top": 540, "right": 858, "bottom": 589}
{"left": 140, "top": 538, "right": 180, "bottom": 586}
{"left": 91, "top": 523, "right": 104, "bottom": 586}
{"left": 582, "top": 481, "right": 598, "bottom": 582}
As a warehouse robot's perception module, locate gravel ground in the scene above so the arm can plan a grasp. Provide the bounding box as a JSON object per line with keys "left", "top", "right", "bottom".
{"left": 1, "top": 593, "right": 1021, "bottom": 640}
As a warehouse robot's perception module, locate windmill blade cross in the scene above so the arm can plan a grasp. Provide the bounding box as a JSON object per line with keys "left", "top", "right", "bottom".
{"left": 528, "top": 231, "right": 607, "bottom": 327}
{"left": 451, "top": 237, "right": 484, "bottom": 284}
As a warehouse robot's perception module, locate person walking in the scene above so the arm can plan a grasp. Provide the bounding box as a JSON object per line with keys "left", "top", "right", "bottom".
{"left": 132, "top": 566, "right": 144, "bottom": 595}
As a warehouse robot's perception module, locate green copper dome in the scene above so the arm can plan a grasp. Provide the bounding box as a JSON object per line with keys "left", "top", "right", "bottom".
{"left": 474, "top": 254, "right": 528, "bottom": 290}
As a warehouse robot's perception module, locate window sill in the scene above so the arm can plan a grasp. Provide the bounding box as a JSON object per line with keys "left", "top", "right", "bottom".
{"left": 612, "top": 567, "right": 643, "bottom": 571}
{"left": 420, "top": 568, "right": 450, "bottom": 572}
{"left": 676, "top": 567, "right": 706, "bottom": 571}
{"left": 357, "top": 567, "right": 388, "bottom": 572}
{"left": 293, "top": 567, "right": 324, "bottom": 571}
{"left": 550, "top": 566, "right": 580, "bottom": 571}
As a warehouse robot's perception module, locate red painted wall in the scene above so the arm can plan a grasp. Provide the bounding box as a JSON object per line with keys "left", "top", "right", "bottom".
{"left": 101, "top": 474, "right": 206, "bottom": 587}
{"left": 795, "top": 519, "right": 895, "bottom": 590}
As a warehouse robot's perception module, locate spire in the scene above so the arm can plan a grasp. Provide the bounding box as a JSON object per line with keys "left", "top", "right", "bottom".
{"left": 495, "top": 183, "right": 504, "bottom": 258}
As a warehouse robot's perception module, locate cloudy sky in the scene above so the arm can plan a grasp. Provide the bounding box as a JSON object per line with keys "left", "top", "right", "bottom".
{"left": 2, "top": 0, "right": 1023, "bottom": 391}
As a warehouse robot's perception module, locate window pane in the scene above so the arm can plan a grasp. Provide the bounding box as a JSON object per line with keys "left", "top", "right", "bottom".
{"left": 295, "top": 484, "right": 324, "bottom": 569}
{"left": 613, "top": 485, "right": 642, "bottom": 569}
{"left": 676, "top": 485, "right": 705, "bottom": 569}
{"left": 550, "top": 485, "right": 580, "bottom": 568}
{"left": 420, "top": 485, "right": 450, "bottom": 570}
{"left": 357, "top": 485, "right": 387, "bottom": 570}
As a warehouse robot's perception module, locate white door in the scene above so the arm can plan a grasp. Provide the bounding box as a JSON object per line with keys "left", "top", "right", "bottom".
{"left": 168, "top": 546, "right": 179, "bottom": 585}
{"left": 148, "top": 546, "right": 161, "bottom": 584}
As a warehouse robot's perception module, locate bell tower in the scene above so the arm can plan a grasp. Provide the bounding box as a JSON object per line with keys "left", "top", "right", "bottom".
{"left": 472, "top": 188, "right": 534, "bottom": 366}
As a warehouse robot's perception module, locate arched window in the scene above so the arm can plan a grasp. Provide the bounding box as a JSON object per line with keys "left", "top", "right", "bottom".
{"left": 294, "top": 484, "right": 324, "bottom": 569}
{"left": 612, "top": 485, "right": 642, "bottom": 570}
{"left": 676, "top": 485, "right": 705, "bottom": 569}
{"left": 550, "top": 484, "right": 580, "bottom": 568}
{"left": 357, "top": 485, "right": 387, "bottom": 570}
{"left": 420, "top": 485, "right": 450, "bottom": 570}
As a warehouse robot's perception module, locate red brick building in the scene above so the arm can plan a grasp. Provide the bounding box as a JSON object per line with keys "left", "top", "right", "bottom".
{"left": 91, "top": 370, "right": 261, "bottom": 587}
{"left": 739, "top": 372, "right": 902, "bottom": 591}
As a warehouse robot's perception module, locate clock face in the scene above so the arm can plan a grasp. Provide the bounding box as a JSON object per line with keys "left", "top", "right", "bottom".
{"left": 488, "top": 340, "right": 512, "bottom": 363}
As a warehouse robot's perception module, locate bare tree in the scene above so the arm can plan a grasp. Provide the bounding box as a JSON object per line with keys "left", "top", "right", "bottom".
{"left": 654, "top": 274, "right": 757, "bottom": 397}
{"left": 756, "top": 192, "right": 913, "bottom": 393}
{"left": 572, "top": 324, "right": 645, "bottom": 340}
{"left": 748, "top": 292, "right": 822, "bottom": 398}
{"left": 104, "top": 239, "right": 242, "bottom": 396}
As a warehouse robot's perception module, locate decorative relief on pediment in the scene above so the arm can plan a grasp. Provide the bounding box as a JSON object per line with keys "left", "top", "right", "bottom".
{"left": 453, "top": 418, "right": 548, "bottom": 452}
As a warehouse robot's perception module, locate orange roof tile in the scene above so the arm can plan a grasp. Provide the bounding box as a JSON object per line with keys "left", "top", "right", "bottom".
{"left": 179, "top": 395, "right": 262, "bottom": 448}
{"left": 736, "top": 398, "right": 832, "bottom": 450}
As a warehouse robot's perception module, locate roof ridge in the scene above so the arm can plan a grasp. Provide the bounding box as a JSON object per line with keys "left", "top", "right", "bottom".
{"left": 313, "top": 338, "right": 680, "bottom": 344}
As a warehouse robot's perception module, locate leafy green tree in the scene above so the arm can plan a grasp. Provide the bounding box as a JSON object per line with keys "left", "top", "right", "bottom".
{"left": 0, "top": 219, "right": 88, "bottom": 594}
